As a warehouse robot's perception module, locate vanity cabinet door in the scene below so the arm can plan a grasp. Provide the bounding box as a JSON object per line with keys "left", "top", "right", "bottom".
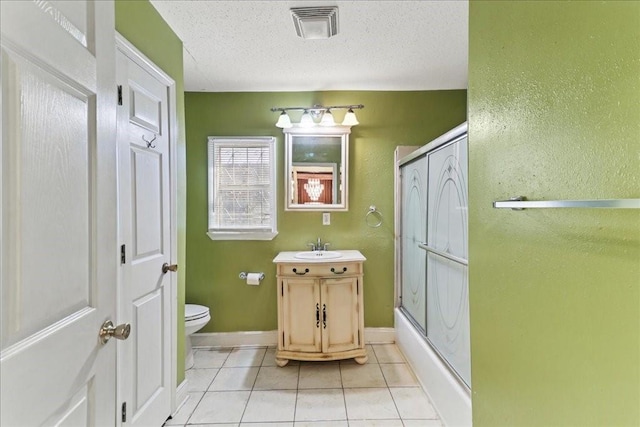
{"left": 321, "top": 277, "right": 360, "bottom": 353}
{"left": 281, "top": 278, "right": 322, "bottom": 353}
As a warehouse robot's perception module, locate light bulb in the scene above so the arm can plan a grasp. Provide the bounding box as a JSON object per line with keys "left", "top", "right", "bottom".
{"left": 275, "top": 111, "right": 292, "bottom": 128}
{"left": 342, "top": 108, "right": 359, "bottom": 126}
{"left": 320, "top": 109, "right": 335, "bottom": 126}
{"left": 300, "top": 110, "right": 314, "bottom": 127}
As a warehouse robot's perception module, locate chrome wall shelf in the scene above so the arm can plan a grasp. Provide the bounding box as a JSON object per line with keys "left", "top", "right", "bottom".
{"left": 493, "top": 197, "right": 640, "bottom": 210}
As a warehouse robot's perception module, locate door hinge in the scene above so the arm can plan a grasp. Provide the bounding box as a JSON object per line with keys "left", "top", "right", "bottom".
{"left": 121, "top": 401, "right": 127, "bottom": 423}
{"left": 117, "top": 85, "right": 123, "bottom": 106}
{"left": 357, "top": 280, "right": 359, "bottom": 295}
{"left": 281, "top": 283, "right": 284, "bottom": 296}
{"left": 120, "top": 244, "right": 126, "bottom": 264}
{"left": 358, "top": 329, "right": 361, "bottom": 346}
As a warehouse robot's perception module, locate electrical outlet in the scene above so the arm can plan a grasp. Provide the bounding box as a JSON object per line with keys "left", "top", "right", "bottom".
{"left": 322, "top": 212, "right": 330, "bottom": 225}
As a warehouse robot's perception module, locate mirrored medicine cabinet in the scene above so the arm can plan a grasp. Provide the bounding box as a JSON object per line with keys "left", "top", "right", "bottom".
{"left": 284, "top": 126, "right": 350, "bottom": 211}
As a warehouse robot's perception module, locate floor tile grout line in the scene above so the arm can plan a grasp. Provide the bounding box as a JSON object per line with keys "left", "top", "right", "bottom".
{"left": 237, "top": 346, "right": 266, "bottom": 424}
{"left": 291, "top": 363, "right": 301, "bottom": 423}
{"left": 339, "top": 362, "right": 350, "bottom": 424}
{"left": 184, "top": 347, "right": 231, "bottom": 425}
{"left": 388, "top": 385, "right": 404, "bottom": 424}
{"left": 182, "top": 388, "right": 207, "bottom": 426}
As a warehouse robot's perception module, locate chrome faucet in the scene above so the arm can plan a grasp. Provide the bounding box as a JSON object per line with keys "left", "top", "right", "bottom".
{"left": 307, "top": 237, "right": 330, "bottom": 251}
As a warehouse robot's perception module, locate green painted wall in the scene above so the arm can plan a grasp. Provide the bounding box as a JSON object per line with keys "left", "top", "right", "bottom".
{"left": 468, "top": 1, "right": 639, "bottom": 426}
{"left": 115, "top": 0, "right": 187, "bottom": 384}
{"left": 185, "top": 91, "right": 466, "bottom": 332}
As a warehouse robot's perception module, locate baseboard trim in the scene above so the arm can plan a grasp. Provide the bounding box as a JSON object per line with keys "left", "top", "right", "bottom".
{"left": 173, "top": 379, "right": 189, "bottom": 416}
{"left": 191, "top": 327, "right": 395, "bottom": 348}
{"left": 191, "top": 330, "right": 279, "bottom": 347}
{"left": 364, "top": 327, "right": 395, "bottom": 344}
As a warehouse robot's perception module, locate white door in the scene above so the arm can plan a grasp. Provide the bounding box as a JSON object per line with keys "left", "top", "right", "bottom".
{"left": 116, "top": 44, "right": 173, "bottom": 426}
{"left": 1, "top": 1, "right": 118, "bottom": 425}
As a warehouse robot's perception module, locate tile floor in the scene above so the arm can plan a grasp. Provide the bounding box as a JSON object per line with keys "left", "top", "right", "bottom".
{"left": 165, "top": 344, "right": 442, "bottom": 427}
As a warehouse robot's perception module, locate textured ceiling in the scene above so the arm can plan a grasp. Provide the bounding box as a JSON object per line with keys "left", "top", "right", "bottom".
{"left": 150, "top": 0, "right": 468, "bottom": 92}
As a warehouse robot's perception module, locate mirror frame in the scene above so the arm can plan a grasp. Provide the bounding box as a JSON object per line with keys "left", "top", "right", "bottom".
{"left": 284, "top": 125, "right": 350, "bottom": 211}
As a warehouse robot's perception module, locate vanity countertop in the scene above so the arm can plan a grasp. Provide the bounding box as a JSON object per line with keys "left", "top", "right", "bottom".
{"left": 273, "top": 250, "right": 366, "bottom": 263}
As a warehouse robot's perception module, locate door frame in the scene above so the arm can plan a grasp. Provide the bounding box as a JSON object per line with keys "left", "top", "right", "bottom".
{"left": 114, "top": 33, "right": 179, "bottom": 420}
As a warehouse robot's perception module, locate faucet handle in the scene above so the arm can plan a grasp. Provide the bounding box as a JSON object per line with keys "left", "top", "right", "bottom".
{"left": 307, "top": 242, "right": 316, "bottom": 251}
{"left": 323, "top": 242, "right": 331, "bottom": 251}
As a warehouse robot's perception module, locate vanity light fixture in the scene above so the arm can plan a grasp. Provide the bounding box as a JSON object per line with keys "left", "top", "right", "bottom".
{"left": 271, "top": 104, "right": 364, "bottom": 128}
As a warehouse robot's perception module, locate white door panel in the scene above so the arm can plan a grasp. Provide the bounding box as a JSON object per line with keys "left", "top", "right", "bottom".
{"left": 1, "top": 0, "right": 116, "bottom": 425}
{"left": 131, "top": 147, "right": 164, "bottom": 259}
{"left": 117, "top": 45, "right": 172, "bottom": 427}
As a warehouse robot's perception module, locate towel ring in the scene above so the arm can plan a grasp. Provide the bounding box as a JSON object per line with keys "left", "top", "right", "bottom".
{"left": 365, "top": 205, "right": 383, "bottom": 228}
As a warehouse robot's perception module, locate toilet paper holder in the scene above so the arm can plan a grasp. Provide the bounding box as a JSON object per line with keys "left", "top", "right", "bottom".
{"left": 239, "top": 272, "right": 265, "bottom": 281}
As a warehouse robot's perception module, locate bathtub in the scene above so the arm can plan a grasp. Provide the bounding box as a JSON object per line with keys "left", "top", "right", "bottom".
{"left": 395, "top": 308, "right": 472, "bottom": 427}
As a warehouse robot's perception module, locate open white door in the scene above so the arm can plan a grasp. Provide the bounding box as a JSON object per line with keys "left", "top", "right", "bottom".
{"left": 1, "top": 1, "right": 118, "bottom": 425}
{"left": 116, "top": 36, "right": 176, "bottom": 426}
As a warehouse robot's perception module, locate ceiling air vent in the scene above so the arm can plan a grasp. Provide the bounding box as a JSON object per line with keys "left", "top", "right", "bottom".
{"left": 291, "top": 6, "right": 339, "bottom": 40}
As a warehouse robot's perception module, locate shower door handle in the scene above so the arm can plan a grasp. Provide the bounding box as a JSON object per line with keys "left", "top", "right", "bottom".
{"left": 418, "top": 243, "right": 468, "bottom": 266}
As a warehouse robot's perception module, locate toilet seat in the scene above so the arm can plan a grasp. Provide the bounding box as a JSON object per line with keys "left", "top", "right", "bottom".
{"left": 185, "top": 304, "right": 210, "bottom": 322}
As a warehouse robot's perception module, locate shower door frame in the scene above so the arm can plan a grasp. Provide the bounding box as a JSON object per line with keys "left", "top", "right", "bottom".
{"left": 395, "top": 122, "right": 470, "bottom": 390}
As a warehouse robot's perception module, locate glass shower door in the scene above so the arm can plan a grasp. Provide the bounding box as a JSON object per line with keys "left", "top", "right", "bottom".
{"left": 425, "top": 136, "right": 470, "bottom": 386}
{"left": 400, "top": 156, "right": 427, "bottom": 331}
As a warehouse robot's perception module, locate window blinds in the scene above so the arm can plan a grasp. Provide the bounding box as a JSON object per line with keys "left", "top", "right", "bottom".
{"left": 210, "top": 142, "right": 272, "bottom": 231}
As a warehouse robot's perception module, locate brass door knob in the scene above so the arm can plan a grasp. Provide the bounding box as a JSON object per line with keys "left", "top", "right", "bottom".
{"left": 99, "top": 320, "right": 131, "bottom": 344}
{"left": 162, "top": 263, "right": 178, "bottom": 274}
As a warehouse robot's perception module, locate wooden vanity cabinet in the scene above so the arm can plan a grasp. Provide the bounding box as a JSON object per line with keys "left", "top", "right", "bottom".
{"left": 275, "top": 260, "right": 367, "bottom": 366}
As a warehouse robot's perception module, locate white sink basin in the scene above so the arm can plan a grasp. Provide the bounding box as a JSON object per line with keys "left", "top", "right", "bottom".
{"left": 294, "top": 251, "right": 343, "bottom": 260}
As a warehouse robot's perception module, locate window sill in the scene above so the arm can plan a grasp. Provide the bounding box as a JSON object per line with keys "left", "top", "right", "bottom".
{"left": 206, "top": 231, "right": 278, "bottom": 241}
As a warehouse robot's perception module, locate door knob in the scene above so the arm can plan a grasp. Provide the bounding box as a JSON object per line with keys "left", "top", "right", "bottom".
{"left": 162, "top": 263, "right": 178, "bottom": 274}
{"left": 99, "top": 320, "right": 131, "bottom": 344}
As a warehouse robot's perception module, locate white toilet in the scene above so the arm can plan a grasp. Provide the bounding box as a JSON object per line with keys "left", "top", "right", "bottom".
{"left": 184, "top": 304, "right": 211, "bottom": 370}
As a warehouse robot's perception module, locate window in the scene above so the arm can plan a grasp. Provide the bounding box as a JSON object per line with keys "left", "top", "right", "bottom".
{"left": 207, "top": 137, "right": 277, "bottom": 240}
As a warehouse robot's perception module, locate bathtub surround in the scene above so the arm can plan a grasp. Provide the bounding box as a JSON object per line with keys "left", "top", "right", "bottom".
{"left": 468, "top": 1, "right": 640, "bottom": 426}
{"left": 185, "top": 91, "right": 467, "bottom": 333}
